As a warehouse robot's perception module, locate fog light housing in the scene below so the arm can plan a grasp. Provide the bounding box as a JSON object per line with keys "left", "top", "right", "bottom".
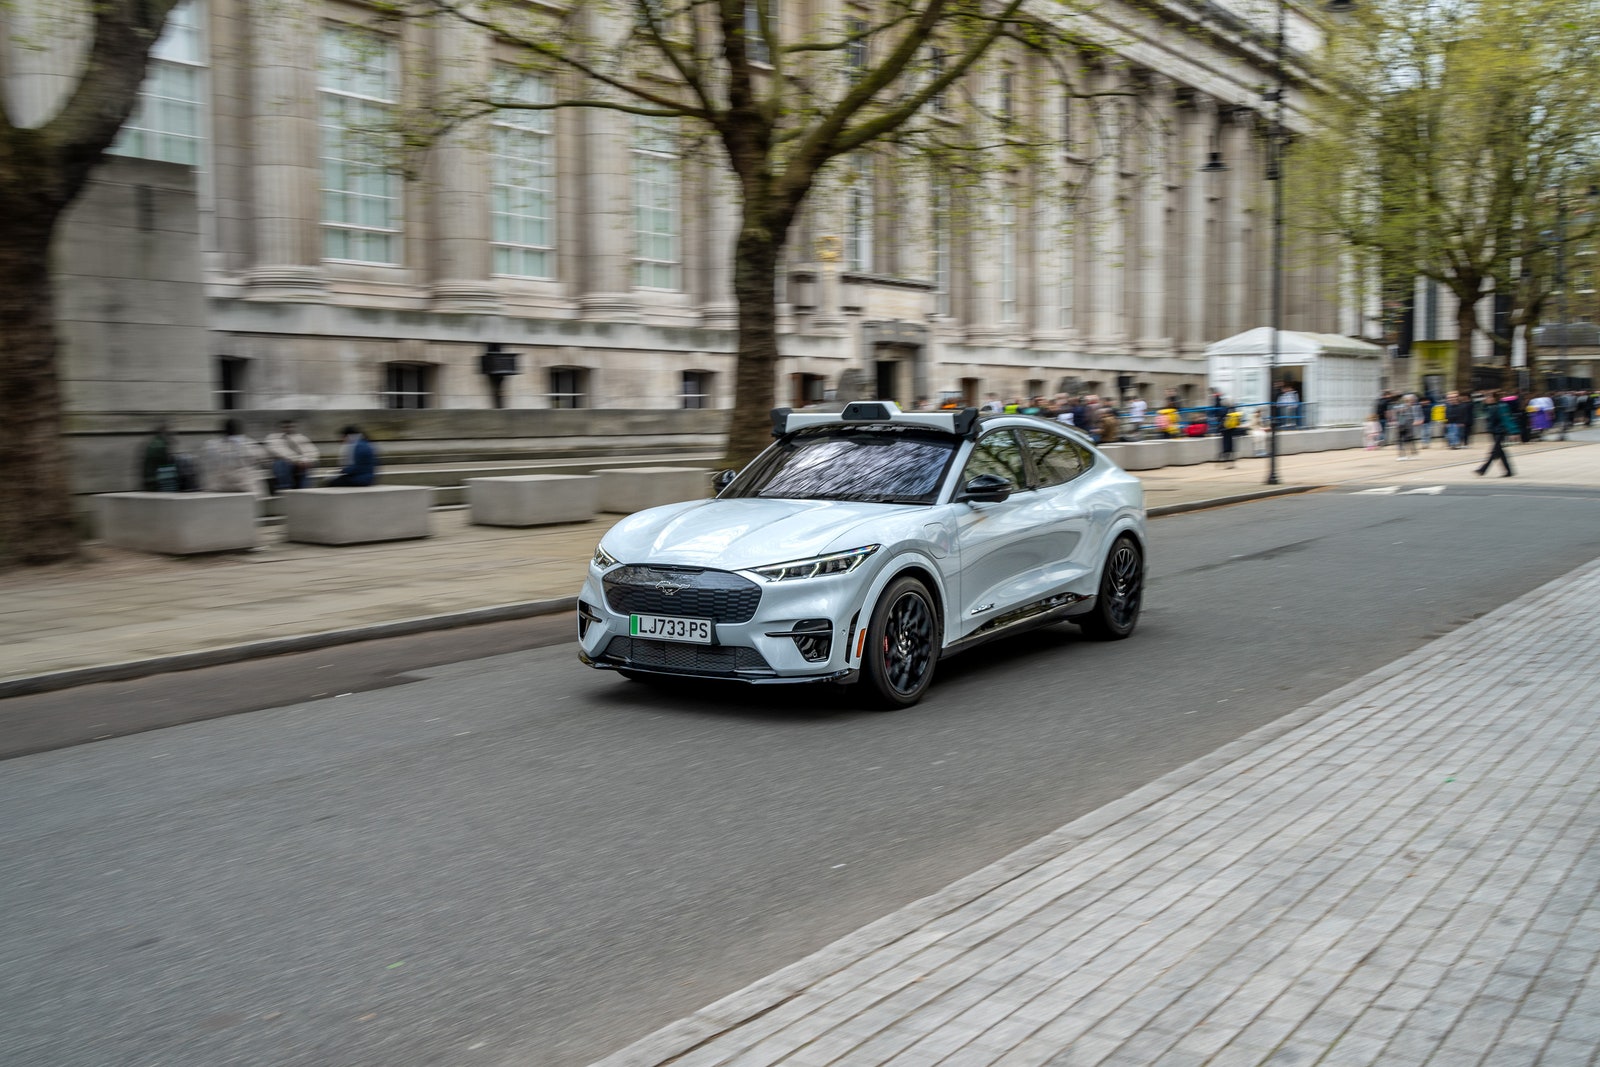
{"left": 578, "top": 601, "right": 601, "bottom": 640}
{"left": 789, "top": 619, "right": 832, "bottom": 662}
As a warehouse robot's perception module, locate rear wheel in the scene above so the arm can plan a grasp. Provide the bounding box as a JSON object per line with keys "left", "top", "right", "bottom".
{"left": 1078, "top": 536, "right": 1143, "bottom": 640}
{"left": 862, "top": 576, "right": 939, "bottom": 708}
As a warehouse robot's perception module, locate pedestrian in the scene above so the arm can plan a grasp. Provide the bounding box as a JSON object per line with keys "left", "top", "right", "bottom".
{"left": 1391, "top": 393, "right": 1421, "bottom": 459}
{"left": 1444, "top": 390, "right": 1471, "bottom": 450}
{"left": 1372, "top": 390, "right": 1396, "bottom": 448}
{"left": 1528, "top": 393, "right": 1554, "bottom": 439}
{"left": 200, "top": 418, "right": 268, "bottom": 495}
{"left": 326, "top": 425, "right": 378, "bottom": 487}
{"left": 1097, "top": 406, "right": 1120, "bottom": 443}
{"left": 1125, "top": 395, "right": 1148, "bottom": 438}
{"left": 1475, "top": 392, "right": 1515, "bottom": 477}
{"left": 264, "top": 419, "right": 319, "bottom": 492}
{"left": 1249, "top": 408, "right": 1269, "bottom": 456}
{"left": 1556, "top": 390, "right": 1576, "bottom": 440}
{"left": 1277, "top": 382, "right": 1301, "bottom": 430}
{"left": 1216, "top": 398, "right": 1239, "bottom": 466}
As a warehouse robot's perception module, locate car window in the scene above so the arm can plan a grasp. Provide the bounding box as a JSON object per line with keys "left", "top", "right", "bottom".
{"left": 1020, "top": 428, "right": 1090, "bottom": 487}
{"left": 726, "top": 426, "right": 960, "bottom": 504}
{"left": 961, "top": 429, "right": 1027, "bottom": 489}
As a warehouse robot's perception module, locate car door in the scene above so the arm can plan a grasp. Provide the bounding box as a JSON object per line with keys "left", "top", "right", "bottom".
{"left": 952, "top": 428, "right": 1052, "bottom": 636}
{"left": 1014, "top": 427, "right": 1096, "bottom": 596}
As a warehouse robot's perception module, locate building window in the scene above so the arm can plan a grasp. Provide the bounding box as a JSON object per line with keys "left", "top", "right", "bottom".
{"left": 792, "top": 372, "right": 827, "bottom": 406}
{"left": 491, "top": 71, "right": 555, "bottom": 278}
{"left": 1576, "top": 268, "right": 1595, "bottom": 294}
{"left": 998, "top": 70, "right": 1015, "bottom": 127}
{"left": 319, "top": 25, "right": 401, "bottom": 264}
{"left": 633, "top": 116, "right": 681, "bottom": 289}
{"left": 111, "top": 0, "right": 205, "bottom": 166}
{"left": 845, "top": 18, "right": 868, "bottom": 82}
{"left": 932, "top": 182, "right": 951, "bottom": 316}
{"left": 928, "top": 47, "right": 948, "bottom": 115}
{"left": 383, "top": 362, "right": 432, "bottom": 409}
{"left": 745, "top": 0, "right": 777, "bottom": 65}
{"left": 682, "top": 370, "right": 714, "bottom": 409}
{"left": 999, "top": 188, "right": 1018, "bottom": 322}
{"left": 1061, "top": 90, "right": 1074, "bottom": 151}
{"left": 216, "top": 356, "right": 246, "bottom": 410}
{"left": 846, "top": 155, "right": 873, "bottom": 273}
{"left": 549, "top": 366, "right": 589, "bottom": 409}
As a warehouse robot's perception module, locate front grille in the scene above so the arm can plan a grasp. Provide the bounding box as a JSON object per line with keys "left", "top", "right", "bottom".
{"left": 603, "top": 566, "right": 762, "bottom": 623}
{"left": 600, "top": 637, "right": 772, "bottom": 675}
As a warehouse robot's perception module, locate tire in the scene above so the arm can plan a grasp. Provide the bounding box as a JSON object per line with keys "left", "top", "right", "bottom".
{"left": 862, "top": 576, "right": 939, "bottom": 708}
{"left": 1077, "top": 535, "right": 1143, "bottom": 641}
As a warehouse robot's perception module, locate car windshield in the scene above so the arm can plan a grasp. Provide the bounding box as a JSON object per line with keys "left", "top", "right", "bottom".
{"left": 724, "top": 426, "right": 960, "bottom": 504}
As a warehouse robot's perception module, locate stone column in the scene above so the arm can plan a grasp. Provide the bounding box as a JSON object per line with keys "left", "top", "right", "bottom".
{"left": 1182, "top": 96, "right": 1218, "bottom": 357}
{"left": 245, "top": 0, "right": 326, "bottom": 299}
{"left": 429, "top": 15, "right": 498, "bottom": 311}
{"left": 576, "top": 94, "right": 638, "bottom": 317}
{"left": 1087, "top": 76, "right": 1127, "bottom": 350}
{"left": 1220, "top": 110, "right": 1250, "bottom": 337}
{"left": 700, "top": 160, "right": 738, "bottom": 327}
{"left": 1135, "top": 78, "right": 1170, "bottom": 351}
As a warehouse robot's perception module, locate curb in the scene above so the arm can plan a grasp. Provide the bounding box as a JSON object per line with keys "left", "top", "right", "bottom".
{"left": 0, "top": 487, "right": 1315, "bottom": 702}
{"left": 1147, "top": 483, "right": 1319, "bottom": 516}
{"left": 0, "top": 596, "right": 576, "bottom": 700}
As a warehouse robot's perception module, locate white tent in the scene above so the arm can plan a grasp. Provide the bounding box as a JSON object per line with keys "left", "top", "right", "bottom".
{"left": 1205, "top": 328, "right": 1384, "bottom": 427}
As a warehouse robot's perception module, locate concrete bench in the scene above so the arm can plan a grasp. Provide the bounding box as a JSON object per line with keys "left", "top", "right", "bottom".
{"left": 282, "top": 485, "right": 433, "bottom": 545}
{"left": 468, "top": 474, "right": 598, "bottom": 527}
{"left": 96, "top": 492, "right": 259, "bottom": 555}
{"left": 594, "top": 467, "right": 711, "bottom": 513}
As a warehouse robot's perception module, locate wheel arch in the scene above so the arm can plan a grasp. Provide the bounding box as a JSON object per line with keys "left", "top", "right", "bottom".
{"left": 874, "top": 559, "right": 948, "bottom": 650}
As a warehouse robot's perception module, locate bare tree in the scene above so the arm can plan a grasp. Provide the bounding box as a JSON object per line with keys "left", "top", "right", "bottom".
{"left": 396, "top": 0, "right": 1103, "bottom": 463}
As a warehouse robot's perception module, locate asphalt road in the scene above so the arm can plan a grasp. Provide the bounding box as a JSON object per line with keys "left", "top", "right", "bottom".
{"left": 5, "top": 484, "right": 1600, "bottom": 1067}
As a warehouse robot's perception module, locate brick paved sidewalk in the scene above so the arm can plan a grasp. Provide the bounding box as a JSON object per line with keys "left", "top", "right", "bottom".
{"left": 595, "top": 559, "right": 1600, "bottom": 1067}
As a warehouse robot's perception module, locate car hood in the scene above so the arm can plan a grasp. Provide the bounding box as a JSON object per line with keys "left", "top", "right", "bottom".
{"left": 602, "top": 497, "right": 918, "bottom": 570}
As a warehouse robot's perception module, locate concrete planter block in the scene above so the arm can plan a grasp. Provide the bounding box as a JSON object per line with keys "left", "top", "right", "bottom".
{"left": 1172, "top": 437, "right": 1215, "bottom": 465}
{"left": 595, "top": 467, "right": 711, "bottom": 513}
{"left": 96, "top": 492, "right": 258, "bottom": 555}
{"left": 282, "top": 486, "right": 433, "bottom": 545}
{"left": 1115, "top": 440, "right": 1171, "bottom": 471}
{"left": 468, "top": 474, "right": 598, "bottom": 527}
{"left": 1097, "top": 443, "right": 1125, "bottom": 467}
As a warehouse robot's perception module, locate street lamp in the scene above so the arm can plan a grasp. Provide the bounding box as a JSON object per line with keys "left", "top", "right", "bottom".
{"left": 1262, "top": 0, "right": 1356, "bottom": 485}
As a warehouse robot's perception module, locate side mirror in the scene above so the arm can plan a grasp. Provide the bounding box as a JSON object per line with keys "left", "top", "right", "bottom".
{"left": 713, "top": 469, "right": 738, "bottom": 492}
{"left": 957, "top": 472, "right": 1014, "bottom": 503}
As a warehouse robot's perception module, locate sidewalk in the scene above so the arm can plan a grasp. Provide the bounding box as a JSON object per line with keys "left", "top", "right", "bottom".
{"left": 594, "top": 556, "right": 1600, "bottom": 1067}
{"left": 2, "top": 433, "right": 1596, "bottom": 695}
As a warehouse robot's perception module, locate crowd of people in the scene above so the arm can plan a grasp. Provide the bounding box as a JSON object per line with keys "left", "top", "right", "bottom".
{"left": 139, "top": 421, "right": 380, "bottom": 494}
{"left": 1368, "top": 388, "right": 1596, "bottom": 455}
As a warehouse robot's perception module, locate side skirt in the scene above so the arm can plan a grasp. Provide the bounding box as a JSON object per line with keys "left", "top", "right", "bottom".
{"left": 941, "top": 593, "right": 1098, "bottom": 659}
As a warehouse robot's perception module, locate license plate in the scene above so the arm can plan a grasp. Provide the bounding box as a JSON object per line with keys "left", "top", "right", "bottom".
{"left": 629, "top": 614, "right": 713, "bottom": 644}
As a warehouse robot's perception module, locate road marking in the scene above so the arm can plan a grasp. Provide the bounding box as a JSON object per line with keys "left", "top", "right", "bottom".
{"left": 1403, "top": 486, "right": 1446, "bottom": 495}
{"left": 1354, "top": 486, "right": 1400, "bottom": 494}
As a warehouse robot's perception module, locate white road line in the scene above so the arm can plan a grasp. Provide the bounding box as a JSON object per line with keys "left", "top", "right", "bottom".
{"left": 1402, "top": 485, "right": 1446, "bottom": 495}
{"left": 1353, "top": 486, "right": 1399, "bottom": 495}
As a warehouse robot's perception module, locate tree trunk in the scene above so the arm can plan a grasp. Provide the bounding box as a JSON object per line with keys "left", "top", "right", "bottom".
{"left": 0, "top": 210, "right": 77, "bottom": 565}
{"left": 1454, "top": 292, "right": 1479, "bottom": 393}
{"left": 724, "top": 218, "right": 786, "bottom": 469}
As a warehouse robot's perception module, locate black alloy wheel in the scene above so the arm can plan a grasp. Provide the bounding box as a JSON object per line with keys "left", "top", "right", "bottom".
{"left": 1078, "top": 535, "right": 1143, "bottom": 640}
{"left": 863, "top": 576, "right": 938, "bottom": 708}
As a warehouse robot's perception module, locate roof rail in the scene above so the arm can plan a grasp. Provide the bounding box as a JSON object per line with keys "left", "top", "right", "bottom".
{"left": 772, "top": 402, "right": 981, "bottom": 438}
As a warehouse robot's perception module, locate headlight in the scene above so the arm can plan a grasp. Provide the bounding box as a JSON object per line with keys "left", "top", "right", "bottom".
{"left": 592, "top": 544, "right": 619, "bottom": 569}
{"left": 752, "top": 545, "right": 879, "bottom": 582}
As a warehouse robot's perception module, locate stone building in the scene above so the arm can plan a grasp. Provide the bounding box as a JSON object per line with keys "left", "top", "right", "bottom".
{"left": 10, "top": 0, "right": 1358, "bottom": 478}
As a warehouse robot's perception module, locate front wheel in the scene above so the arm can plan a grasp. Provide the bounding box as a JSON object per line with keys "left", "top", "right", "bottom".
{"left": 1078, "top": 536, "right": 1143, "bottom": 640}
{"left": 862, "top": 576, "right": 939, "bottom": 709}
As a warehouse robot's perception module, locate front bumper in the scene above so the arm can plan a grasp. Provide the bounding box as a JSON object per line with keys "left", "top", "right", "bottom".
{"left": 577, "top": 564, "right": 871, "bottom": 684}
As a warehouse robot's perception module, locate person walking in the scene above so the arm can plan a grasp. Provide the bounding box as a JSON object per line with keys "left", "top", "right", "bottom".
{"left": 1475, "top": 392, "right": 1515, "bottom": 477}
{"left": 1216, "top": 399, "right": 1239, "bottom": 467}
{"left": 1391, "top": 394, "right": 1421, "bottom": 460}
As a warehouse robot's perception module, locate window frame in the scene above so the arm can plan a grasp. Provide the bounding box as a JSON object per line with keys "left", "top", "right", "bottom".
{"left": 549, "top": 365, "right": 590, "bottom": 409}
{"left": 110, "top": 0, "right": 206, "bottom": 166}
{"left": 382, "top": 361, "right": 433, "bottom": 409}
{"left": 632, "top": 116, "right": 682, "bottom": 290}
{"left": 490, "top": 69, "right": 557, "bottom": 279}
{"left": 1018, "top": 427, "right": 1091, "bottom": 489}
{"left": 318, "top": 23, "right": 403, "bottom": 266}
{"left": 681, "top": 369, "right": 714, "bottom": 409}
{"left": 958, "top": 428, "right": 1029, "bottom": 493}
